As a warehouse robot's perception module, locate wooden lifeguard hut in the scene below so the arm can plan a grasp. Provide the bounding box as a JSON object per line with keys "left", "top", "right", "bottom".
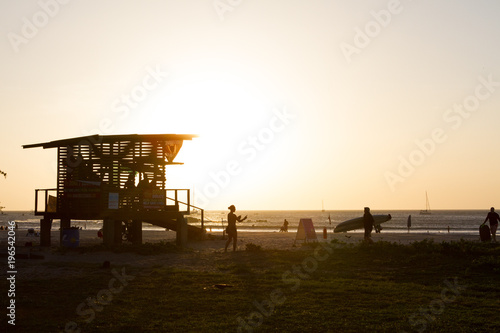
{"left": 23, "top": 134, "right": 203, "bottom": 247}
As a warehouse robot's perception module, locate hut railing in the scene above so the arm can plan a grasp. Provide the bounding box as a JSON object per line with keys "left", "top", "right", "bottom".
{"left": 33, "top": 187, "right": 196, "bottom": 218}
{"left": 107, "top": 188, "right": 192, "bottom": 214}
{"left": 164, "top": 196, "right": 205, "bottom": 231}
{"left": 34, "top": 188, "right": 58, "bottom": 216}
{"left": 165, "top": 189, "right": 190, "bottom": 213}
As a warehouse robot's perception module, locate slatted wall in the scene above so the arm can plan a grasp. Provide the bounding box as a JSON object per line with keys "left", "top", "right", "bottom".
{"left": 56, "top": 138, "right": 170, "bottom": 217}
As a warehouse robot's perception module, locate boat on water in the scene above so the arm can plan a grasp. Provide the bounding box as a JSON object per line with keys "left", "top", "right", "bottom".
{"left": 420, "top": 191, "right": 431, "bottom": 215}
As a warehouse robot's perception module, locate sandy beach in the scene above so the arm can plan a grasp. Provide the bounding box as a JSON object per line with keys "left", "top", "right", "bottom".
{"left": 1, "top": 228, "right": 482, "bottom": 280}
{"left": 4, "top": 228, "right": 482, "bottom": 250}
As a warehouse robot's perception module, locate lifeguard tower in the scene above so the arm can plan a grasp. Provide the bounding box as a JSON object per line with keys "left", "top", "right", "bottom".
{"left": 23, "top": 134, "right": 204, "bottom": 247}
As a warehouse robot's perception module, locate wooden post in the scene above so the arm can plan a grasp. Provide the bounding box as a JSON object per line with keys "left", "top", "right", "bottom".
{"left": 60, "top": 218, "right": 70, "bottom": 245}
{"left": 103, "top": 219, "right": 122, "bottom": 246}
{"left": 131, "top": 220, "right": 142, "bottom": 245}
{"left": 114, "top": 220, "right": 122, "bottom": 245}
{"left": 44, "top": 190, "right": 48, "bottom": 213}
{"left": 40, "top": 218, "right": 52, "bottom": 247}
{"left": 201, "top": 209, "right": 204, "bottom": 234}
{"left": 176, "top": 214, "right": 187, "bottom": 247}
{"left": 35, "top": 189, "right": 39, "bottom": 215}
{"left": 103, "top": 219, "right": 114, "bottom": 246}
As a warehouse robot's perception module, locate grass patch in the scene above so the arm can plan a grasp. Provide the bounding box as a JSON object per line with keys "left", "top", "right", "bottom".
{"left": 245, "top": 242, "right": 263, "bottom": 252}
{"left": 54, "top": 240, "right": 180, "bottom": 256}
{"left": 9, "top": 240, "right": 500, "bottom": 332}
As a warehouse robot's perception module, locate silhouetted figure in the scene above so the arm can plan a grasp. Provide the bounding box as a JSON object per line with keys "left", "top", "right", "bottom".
{"left": 124, "top": 172, "right": 137, "bottom": 208}
{"left": 483, "top": 207, "right": 499, "bottom": 242}
{"left": 363, "top": 207, "right": 374, "bottom": 243}
{"left": 407, "top": 215, "right": 412, "bottom": 233}
{"left": 138, "top": 173, "right": 152, "bottom": 209}
{"left": 225, "top": 205, "right": 247, "bottom": 252}
{"left": 125, "top": 172, "right": 136, "bottom": 189}
{"left": 137, "top": 173, "right": 151, "bottom": 189}
{"left": 280, "top": 219, "right": 289, "bottom": 232}
{"left": 80, "top": 160, "right": 98, "bottom": 181}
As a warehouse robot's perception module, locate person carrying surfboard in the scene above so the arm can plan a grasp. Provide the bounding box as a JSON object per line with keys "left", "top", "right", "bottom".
{"left": 225, "top": 205, "right": 247, "bottom": 252}
{"left": 363, "top": 207, "right": 374, "bottom": 243}
{"left": 483, "top": 207, "right": 499, "bottom": 242}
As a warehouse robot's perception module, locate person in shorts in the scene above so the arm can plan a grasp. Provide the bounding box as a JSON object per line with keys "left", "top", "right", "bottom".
{"left": 225, "top": 205, "right": 247, "bottom": 252}
{"left": 484, "top": 207, "right": 499, "bottom": 242}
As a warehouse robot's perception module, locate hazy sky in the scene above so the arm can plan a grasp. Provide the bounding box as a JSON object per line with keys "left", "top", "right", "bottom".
{"left": 1, "top": 0, "right": 499, "bottom": 211}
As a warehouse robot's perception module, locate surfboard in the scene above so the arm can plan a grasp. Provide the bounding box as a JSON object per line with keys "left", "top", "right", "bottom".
{"left": 334, "top": 214, "right": 392, "bottom": 233}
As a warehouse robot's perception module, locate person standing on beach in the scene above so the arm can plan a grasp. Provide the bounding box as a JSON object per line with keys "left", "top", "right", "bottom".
{"left": 363, "top": 207, "right": 374, "bottom": 243}
{"left": 225, "top": 205, "right": 247, "bottom": 252}
{"left": 407, "top": 215, "right": 412, "bottom": 233}
{"left": 483, "top": 207, "right": 499, "bottom": 242}
{"left": 280, "top": 219, "right": 289, "bottom": 232}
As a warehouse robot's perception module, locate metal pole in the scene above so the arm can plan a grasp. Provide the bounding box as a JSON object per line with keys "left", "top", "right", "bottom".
{"left": 34, "top": 189, "right": 39, "bottom": 214}
{"left": 44, "top": 190, "right": 48, "bottom": 213}
{"left": 201, "top": 209, "right": 204, "bottom": 231}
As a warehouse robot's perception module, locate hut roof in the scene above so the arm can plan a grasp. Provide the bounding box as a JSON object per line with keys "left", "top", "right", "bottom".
{"left": 23, "top": 134, "right": 197, "bottom": 149}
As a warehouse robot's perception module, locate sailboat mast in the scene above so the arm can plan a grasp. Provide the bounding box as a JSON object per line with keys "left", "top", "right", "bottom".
{"left": 426, "top": 191, "right": 430, "bottom": 211}
{"left": 420, "top": 191, "right": 431, "bottom": 214}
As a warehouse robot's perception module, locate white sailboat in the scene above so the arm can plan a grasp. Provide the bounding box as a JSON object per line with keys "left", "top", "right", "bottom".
{"left": 420, "top": 191, "right": 431, "bottom": 215}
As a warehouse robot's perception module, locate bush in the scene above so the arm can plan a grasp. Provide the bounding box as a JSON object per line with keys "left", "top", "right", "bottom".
{"left": 245, "top": 243, "right": 262, "bottom": 252}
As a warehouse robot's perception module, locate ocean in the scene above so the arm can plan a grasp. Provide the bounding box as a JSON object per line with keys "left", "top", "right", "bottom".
{"left": 0, "top": 209, "right": 488, "bottom": 234}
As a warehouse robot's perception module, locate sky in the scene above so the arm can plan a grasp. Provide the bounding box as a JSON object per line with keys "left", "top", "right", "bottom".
{"left": 1, "top": 0, "right": 499, "bottom": 211}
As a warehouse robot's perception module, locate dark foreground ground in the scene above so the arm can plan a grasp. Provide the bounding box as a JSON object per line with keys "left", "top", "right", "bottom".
{"left": 2, "top": 238, "right": 499, "bottom": 332}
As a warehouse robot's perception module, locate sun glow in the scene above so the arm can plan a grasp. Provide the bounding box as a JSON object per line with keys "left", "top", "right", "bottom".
{"left": 126, "top": 71, "right": 274, "bottom": 197}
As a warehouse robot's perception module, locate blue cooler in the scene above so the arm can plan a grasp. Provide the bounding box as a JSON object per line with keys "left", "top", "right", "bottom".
{"left": 62, "top": 227, "right": 80, "bottom": 248}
